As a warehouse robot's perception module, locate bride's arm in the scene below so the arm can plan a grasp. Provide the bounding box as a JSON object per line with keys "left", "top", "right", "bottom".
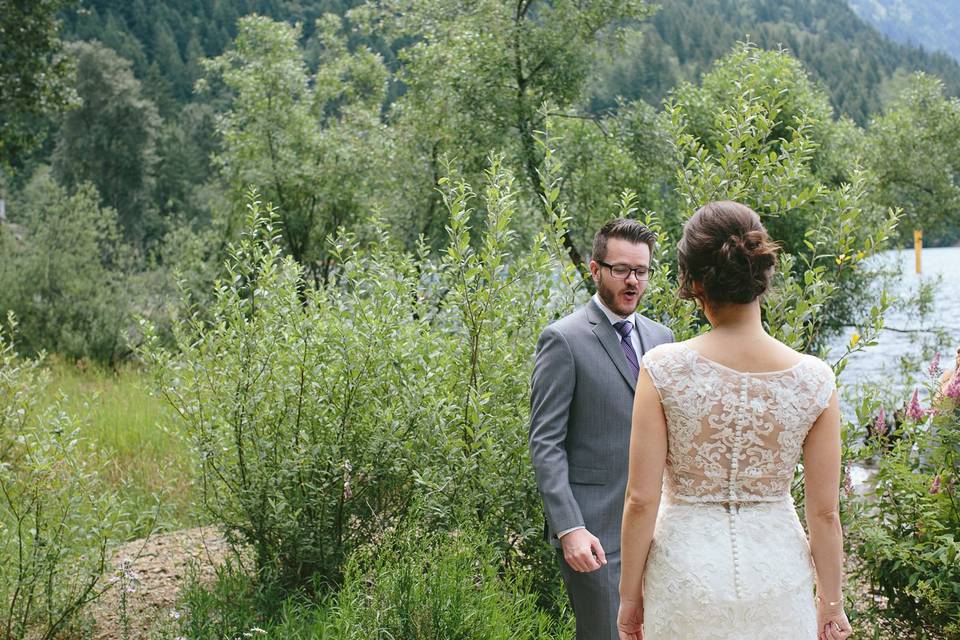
{"left": 803, "top": 392, "right": 852, "bottom": 638}
{"left": 619, "top": 368, "right": 668, "bottom": 607}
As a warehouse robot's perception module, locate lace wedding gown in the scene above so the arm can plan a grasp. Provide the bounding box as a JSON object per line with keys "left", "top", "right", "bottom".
{"left": 639, "top": 342, "right": 836, "bottom": 640}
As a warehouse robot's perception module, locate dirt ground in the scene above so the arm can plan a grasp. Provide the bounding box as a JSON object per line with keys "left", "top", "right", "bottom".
{"left": 87, "top": 526, "right": 239, "bottom": 640}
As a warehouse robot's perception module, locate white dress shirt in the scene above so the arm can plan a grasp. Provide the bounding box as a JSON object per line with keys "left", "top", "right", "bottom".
{"left": 592, "top": 293, "right": 643, "bottom": 357}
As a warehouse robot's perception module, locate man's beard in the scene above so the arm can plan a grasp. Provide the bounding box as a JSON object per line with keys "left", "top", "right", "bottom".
{"left": 598, "top": 277, "right": 640, "bottom": 316}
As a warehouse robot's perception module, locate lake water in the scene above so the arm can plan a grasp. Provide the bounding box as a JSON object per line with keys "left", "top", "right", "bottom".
{"left": 824, "top": 246, "right": 958, "bottom": 486}
{"left": 824, "top": 247, "right": 959, "bottom": 399}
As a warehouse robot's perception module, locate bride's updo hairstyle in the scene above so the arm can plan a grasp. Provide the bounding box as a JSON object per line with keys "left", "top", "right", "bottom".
{"left": 677, "top": 201, "right": 779, "bottom": 305}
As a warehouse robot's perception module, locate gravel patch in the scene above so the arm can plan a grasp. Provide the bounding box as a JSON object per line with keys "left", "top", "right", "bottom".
{"left": 88, "top": 526, "right": 240, "bottom": 639}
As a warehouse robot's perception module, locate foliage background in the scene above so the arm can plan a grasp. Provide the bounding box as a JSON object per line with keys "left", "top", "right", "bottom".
{"left": 0, "top": 0, "right": 958, "bottom": 638}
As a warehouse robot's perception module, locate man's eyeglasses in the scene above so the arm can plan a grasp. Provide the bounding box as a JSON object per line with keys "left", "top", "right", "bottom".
{"left": 597, "top": 260, "right": 652, "bottom": 281}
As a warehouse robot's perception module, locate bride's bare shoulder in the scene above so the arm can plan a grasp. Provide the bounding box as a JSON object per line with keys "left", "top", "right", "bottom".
{"left": 767, "top": 337, "right": 807, "bottom": 359}
{"left": 682, "top": 333, "right": 815, "bottom": 372}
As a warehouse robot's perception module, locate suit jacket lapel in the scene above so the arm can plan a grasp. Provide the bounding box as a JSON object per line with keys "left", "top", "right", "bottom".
{"left": 634, "top": 314, "right": 652, "bottom": 357}
{"left": 586, "top": 299, "right": 637, "bottom": 392}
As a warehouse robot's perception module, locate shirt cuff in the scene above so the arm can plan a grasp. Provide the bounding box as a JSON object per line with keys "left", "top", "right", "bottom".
{"left": 557, "top": 525, "right": 586, "bottom": 539}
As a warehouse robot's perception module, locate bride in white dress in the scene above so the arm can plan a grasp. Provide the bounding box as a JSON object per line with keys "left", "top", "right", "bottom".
{"left": 616, "top": 201, "right": 853, "bottom": 640}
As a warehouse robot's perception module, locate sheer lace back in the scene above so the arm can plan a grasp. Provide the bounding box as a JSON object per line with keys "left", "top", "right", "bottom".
{"left": 643, "top": 342, "right": 835, "bottom": 505}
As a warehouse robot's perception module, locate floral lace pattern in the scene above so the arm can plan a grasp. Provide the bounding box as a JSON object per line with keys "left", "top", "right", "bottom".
{"left": 642, "top": 342, "right": 835, "bottom": 504}
{"left": 638, "top": 342, "right": 835, "bottom": 639}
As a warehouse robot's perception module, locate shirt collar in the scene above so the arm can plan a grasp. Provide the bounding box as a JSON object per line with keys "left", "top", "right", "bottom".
{"left": 592, "top": 293, "right": 637, "bottom": 327}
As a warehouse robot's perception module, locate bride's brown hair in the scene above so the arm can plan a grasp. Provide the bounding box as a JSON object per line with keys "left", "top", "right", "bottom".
{"left": 677, "top": 201, "right": 779, "bottom": 305}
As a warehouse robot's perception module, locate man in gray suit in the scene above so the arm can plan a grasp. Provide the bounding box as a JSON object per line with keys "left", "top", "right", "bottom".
{"left": 529, "top": 218, "right": 673, "bottom": 639}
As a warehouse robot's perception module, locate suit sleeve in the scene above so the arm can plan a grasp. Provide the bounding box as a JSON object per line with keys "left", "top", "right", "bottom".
{"left": 529, "top": 325, "right": 583, "bottom": 537}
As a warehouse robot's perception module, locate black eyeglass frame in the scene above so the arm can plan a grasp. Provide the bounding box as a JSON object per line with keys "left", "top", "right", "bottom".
{"left": 597, "top": 260, "right": 653, "bottom": 281}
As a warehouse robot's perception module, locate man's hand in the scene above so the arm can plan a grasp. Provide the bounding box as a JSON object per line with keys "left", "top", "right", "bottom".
{"left": 560, "top": 528, "right": 607, "bottom": 572}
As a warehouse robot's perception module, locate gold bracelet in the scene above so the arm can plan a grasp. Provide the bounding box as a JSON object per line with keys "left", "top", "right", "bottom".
{"left": 816, "top": 595, "right": 843, "bottom": 606}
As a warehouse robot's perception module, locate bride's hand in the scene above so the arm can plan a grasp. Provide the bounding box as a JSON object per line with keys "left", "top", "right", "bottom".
{"left": 617, "top": 597, "right": 644, "bottom": 640}
{"left": 817, "top": 603, "right": 852, "bottom": 640}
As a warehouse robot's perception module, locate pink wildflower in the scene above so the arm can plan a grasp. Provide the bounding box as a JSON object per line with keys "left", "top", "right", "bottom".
{"left": 905, "top": 389, "right": 924, "bottom": 421}
{"left": 928, "top": 352, "right": 941, "bottom": 377}
{"left": 873, "top": 407, "right": 887, "bottom": 437}
{"left": 929, "top": 475, "right": 941, "bottom": 495}
{"left": 946, "top": 374, "right": 960, "bottom": 400}
{"left": 927, "top": 351, "right": 940, "bottom": 378}
{"left": 843, "top": 467, "right": 853, "bottom": 497}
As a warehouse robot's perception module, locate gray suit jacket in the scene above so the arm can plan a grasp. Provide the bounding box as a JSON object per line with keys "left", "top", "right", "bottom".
{"left": 529, "top": 298, "right": 673, "bottom": 553}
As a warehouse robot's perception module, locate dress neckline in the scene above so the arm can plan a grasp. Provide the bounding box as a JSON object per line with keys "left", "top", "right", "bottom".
{"left": 682, "top": 343, "right": 806, "bottom": 376}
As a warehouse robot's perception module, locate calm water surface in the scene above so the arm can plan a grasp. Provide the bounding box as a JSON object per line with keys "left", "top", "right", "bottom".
{"left": 826, "top": 246, "right": 960, "bottom": 394}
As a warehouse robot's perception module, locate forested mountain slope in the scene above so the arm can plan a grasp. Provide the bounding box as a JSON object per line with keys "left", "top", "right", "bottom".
{"left": 63, "top": 0, "right": 960, "bottom": 124}
{"left": 589, "top": 0, "right": 960, "bottom": 122}
{"left": 62, "top": 1, "right": 367, "bottom": 109}
{"left": 849, "top": 0, "right": 960, "bottom": 63}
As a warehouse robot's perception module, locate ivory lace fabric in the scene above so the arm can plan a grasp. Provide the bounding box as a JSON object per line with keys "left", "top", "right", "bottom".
{"left": 639, "top": 342, "right": 836, "bottom": 639}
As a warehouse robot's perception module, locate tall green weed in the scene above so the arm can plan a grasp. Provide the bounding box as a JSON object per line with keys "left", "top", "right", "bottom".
{"left": 167, "top": 524, "right": 573, "bottom": 640}
{"left": 0, "top": 317, "right": 134, "bottom": 639}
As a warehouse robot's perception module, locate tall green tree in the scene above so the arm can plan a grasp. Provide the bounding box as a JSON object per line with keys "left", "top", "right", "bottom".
{"left": 546, "top": 100, "right": 676, "bottom": 253}
{"left": 52, "top": 41, "right": 162, "bottom": 244}
{"left": 363, "top": 0, "right": 655, "bottom": 275}
{"left": 153, "top": 103, "right": 219, "bottom": 225}
{"left": 666, "top": 43, "right": 897, "bottom": 343}
{"left": 0, "top": 168, "right": 133, "bottom": 365}
{"left": 0, "top": 0, "right": 76, "bottom": 170}
{"left": 153, "top": 20, "right": 188, "bottom": 100}
{"left": 204, "top": 14, "right": 391, "bottom": 285}
{"left": 666, "top": 43, "right": 872, "bottom": 255}
{"left": 865, "top": 73, "right": 960, "bottom": 246}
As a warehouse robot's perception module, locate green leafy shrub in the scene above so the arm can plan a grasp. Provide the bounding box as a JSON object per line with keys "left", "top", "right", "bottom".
{"left": 0, "top": 317, "right": 133, "bottom": 640}
{"left": 146, "top": 192, "right": 427, "bottom": 591}
{"left": 853, "top": 364, "right": 960, "bottom": 638}
{"left": 142, "top": 160, "right": 575, "bottom": 594}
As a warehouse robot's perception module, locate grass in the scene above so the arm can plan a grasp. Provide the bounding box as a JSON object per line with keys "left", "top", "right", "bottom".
{"left": 43, "top": 357, "right": 200, "bottom": 536}
{"left": 157, "top": 528, "right": 575, "bottom": 640}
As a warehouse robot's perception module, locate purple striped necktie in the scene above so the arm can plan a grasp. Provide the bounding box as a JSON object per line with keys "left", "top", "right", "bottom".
{"left": 614, "top": 320, "right": 641, "bottom": 380}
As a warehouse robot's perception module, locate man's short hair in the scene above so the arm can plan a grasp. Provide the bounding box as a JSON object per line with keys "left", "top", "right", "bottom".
{"left": 591, "top": 218, "right": 657, "bottom": 262}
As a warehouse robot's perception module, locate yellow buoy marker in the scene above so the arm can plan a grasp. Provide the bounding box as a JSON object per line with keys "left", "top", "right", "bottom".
{"left": 914, "top": 229, "right": 923, "bottom": 274}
